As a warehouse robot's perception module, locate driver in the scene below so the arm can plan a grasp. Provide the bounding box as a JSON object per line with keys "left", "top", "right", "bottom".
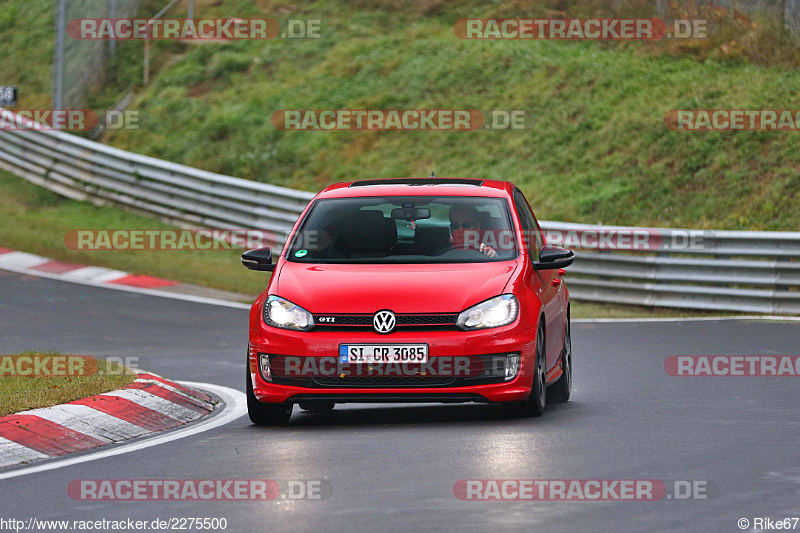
{"left": 449, "top": 205, "right": 497, "bottom": 257}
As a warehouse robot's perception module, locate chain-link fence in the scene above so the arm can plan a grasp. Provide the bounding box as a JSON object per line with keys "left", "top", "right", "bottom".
{"left": 53, "top": 0, "right": 142, "bottom": 109}
{"left": 51, "top": 0, "right": 799, "bottom": 110}
{"left": 725, "top": 0, "right": 800, "bottom": 39}
{"left": 655, "top": 0, "right": 800, "bottom": 39}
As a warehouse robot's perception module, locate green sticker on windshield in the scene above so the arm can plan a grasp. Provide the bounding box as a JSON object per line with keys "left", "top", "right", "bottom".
{"left": 295, "top": 249, "right": 308, "bottom": 257}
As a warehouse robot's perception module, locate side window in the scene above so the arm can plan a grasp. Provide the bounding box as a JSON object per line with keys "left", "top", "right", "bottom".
{"left": 513, "top": 190, "right": 542, "bottom": 261}
{"left": 530, "top": 212, "right": 545, "bottom": 250}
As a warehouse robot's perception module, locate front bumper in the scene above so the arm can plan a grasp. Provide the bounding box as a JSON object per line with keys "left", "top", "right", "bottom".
{"left": 248, "top": 325, "right": 537, "bottom": 404}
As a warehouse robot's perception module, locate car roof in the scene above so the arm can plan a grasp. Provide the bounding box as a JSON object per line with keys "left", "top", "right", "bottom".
{"left": 316, "top": 178, "right": 516, "bottom": 199}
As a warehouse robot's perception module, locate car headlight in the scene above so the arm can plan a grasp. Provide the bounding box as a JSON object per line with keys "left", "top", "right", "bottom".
{"left": 456, "top": 294, "right": 519, "bottom": 330}
{"left": 263, "top": 296, "right": 314, "bottom": 331}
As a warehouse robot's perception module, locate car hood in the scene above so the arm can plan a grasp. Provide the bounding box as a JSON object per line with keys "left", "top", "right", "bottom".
{"left": 274, "top": 260, "right": 520, "bottom": 314}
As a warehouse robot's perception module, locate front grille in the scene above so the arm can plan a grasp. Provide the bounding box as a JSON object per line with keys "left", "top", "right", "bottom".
{"left": 398, "top": 314, "right": 458, "bottom": 325}
{"left": 313, "top": 313, "right": 459, "bottom": 331}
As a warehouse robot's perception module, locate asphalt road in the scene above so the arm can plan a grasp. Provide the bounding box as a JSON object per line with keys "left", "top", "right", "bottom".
{"left": 1, "top": 269, "right": 799, "bottom": 532}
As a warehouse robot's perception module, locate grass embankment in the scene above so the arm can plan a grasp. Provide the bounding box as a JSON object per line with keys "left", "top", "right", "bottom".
{"left": 3, "top": 0, "right": 798, "bottom": 229}
{"left": 0, "top": 352, "right": 136, "bottom": 416}
{"left": 97, "top": 0, "right": 800, "bottom": 230}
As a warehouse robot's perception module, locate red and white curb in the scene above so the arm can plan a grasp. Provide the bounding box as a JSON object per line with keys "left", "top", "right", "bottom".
{"left": 0, "top": 371, "right": 218, "bottom": 470}
{"left": 0, "top": 247, "right": 177, "bottom": 289}
{"left": 0, "top": 246, "right": 250, "bottom": 309}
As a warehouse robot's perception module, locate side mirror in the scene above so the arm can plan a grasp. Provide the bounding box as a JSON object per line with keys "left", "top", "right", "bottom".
{"left": 242, "top": 247, "right": 275, "bottom": 272}
{"left": 534, "top": 245, "right": 574, "bottom": 271}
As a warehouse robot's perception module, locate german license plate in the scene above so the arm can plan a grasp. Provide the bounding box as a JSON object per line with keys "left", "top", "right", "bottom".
{"left": 339, "top": 344, "right": 428, "bottom": 364}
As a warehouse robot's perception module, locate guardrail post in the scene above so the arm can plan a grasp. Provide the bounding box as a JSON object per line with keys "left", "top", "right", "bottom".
{"left": 109, "top": 0, "right": 118, "bottom": 57}
{"left": 777, "top": 256, "right": 790, "bottom": 292}
{"left": 52, "top": 0, "right": 66, "bottom": 109}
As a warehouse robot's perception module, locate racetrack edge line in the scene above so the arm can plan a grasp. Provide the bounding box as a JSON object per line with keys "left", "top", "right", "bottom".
{"left": 0, "top": 261, "right": 250, "bottom": 309}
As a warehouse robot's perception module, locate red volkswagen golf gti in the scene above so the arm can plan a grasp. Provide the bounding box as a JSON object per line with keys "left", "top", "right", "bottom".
{"left": 243, "top": 178, "right": 574, "bottom": 424}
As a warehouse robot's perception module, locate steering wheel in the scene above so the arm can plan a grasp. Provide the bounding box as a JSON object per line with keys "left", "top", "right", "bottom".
{"left": 431, "top": 244, "right": 484, "bottom": 256}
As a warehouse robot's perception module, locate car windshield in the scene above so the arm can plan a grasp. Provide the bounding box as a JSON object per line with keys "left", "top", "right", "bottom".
{"left": 286, "top": 195, "right": 518, "bottom": 263}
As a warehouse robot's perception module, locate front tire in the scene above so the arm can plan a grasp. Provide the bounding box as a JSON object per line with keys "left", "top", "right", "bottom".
{"left": 503, "top": 321, "right": 546, "bottom": 418}
{"left": 548, "top": 315, "right": 572, "bottom": 404}
{"left": 246, "top": 368, "right": 292, "bottom": 425}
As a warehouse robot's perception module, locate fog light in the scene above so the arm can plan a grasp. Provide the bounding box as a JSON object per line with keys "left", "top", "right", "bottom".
{"left": 505, "top": 353, "right": 520, "bottom": 381}
{"left": 259, "top": 353, "right": 272, "bottom": 382}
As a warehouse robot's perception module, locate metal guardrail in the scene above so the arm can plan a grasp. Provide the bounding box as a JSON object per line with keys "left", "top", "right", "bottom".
{"left": 0, "top": 111, "right": 798, "bottom": 314}
{"left": 538, "top": 222, "right": 800, "bottom": 314}
{"left": 0, "top": 113, "right": 314, "bottom": 246}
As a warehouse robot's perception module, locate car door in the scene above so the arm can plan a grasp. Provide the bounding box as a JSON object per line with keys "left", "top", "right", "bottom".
{"left": 513, "top": 190, "right": 565, "bottom": 372}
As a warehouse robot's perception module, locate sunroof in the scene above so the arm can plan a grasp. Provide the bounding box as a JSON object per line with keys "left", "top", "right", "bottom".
{"left": 349, "top": 178, "right": 484, "bottom": 187}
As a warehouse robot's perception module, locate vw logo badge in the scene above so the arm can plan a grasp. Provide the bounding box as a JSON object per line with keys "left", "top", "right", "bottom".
{"left": 373, "top": 310, "right": 396, "bottom": 334}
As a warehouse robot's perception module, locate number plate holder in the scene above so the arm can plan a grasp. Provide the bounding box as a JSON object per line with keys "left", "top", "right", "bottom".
{"left": 339, "top": 344, "right": 429, "bottom": 364}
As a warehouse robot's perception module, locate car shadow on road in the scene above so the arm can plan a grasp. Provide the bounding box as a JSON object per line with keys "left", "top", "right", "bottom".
{"left": 255, "top": 401, "right": 584, "bottom": 429}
